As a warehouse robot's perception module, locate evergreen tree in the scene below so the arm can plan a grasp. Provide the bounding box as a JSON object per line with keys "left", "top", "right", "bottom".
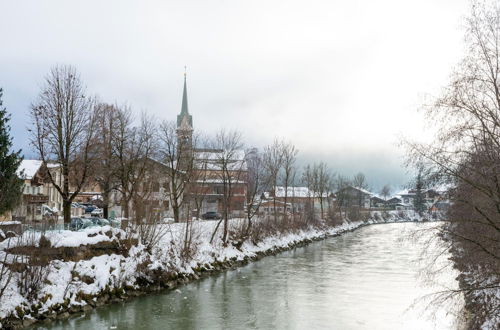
{"left": 413, "top": 168, "right": 426, "bottom": 215}
{"left": 0, "top": 88, "right": 24, "bottom": 216}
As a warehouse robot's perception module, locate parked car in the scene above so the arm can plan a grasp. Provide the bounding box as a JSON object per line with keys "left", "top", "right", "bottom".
{"left": 201, "top": 211, "right": 221, "bottom": 220}
{"left": 84, "top": 205, "right": 96, "bottom": 214}
{"left": 70, "top": 217, "right": 93, "bottom": 231}
{"left": 90, "top": 218, "right": 110, "bottom": 226}
{"left": 91, "top": 208, "right": 103, "bottom": 217}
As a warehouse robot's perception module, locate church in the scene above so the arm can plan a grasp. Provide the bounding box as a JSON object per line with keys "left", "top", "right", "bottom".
{"left": 175, "top": 74, "right": 248, "bottom": 219}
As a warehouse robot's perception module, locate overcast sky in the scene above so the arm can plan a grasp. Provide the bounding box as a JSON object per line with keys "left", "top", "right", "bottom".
{"left": 0, "top": 0, "right": 470, "bottom": 191}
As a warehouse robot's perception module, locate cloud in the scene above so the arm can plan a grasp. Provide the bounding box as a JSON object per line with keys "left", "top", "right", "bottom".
{"left": 0, "top": 0, "right": 470, "bottom": 189}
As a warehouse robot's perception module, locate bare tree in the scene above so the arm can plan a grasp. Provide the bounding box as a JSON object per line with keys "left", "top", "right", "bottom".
{"left": 189, "top": 134, "right": 211, "bottom": 220}
{"left": 302, "top": 164, "right": 315, "bottom": 222}
{"left": 380, "top": 184, "right": 391, "bottom": 201}
{"left": 262, "top": 139, "right": 284, "bottom": 223}
{"left": 94, "top": 103, "right": 120, "bottom": 219}
{"left": 112, "top": 109, "right": 156, "bottom": 220}
{"left": 30, "top": 65, "right": 97, "bottom": 224}
{"left": 157, "top": 120, "right": 196, "bottom": 223}
{"left": 312, "top": 162, "right": 331, "bottom": 220}
{"left": 244, "top": 148, "right": 266, "bottom": 236}
{"left": 352, "top": 172, "right": 368, "bottom": 189}
{"left": 334, "top": 174, "right": 351, "bottom": 218}
{"left": 404, "top": 1, "right": 500, "bottom": 326}
{"left": 352, "top": 172, "right": 369, "bottom": 208}
{"left": 280, "top": 141, "right": 298, "bottom": 222}
{"left": 209, "top": 129, "right": 245, "bottom": 245}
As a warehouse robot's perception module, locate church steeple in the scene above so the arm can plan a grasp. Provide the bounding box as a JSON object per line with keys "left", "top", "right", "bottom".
{"left": 177, "top": 71, "right": 193, "bottom": 129}
{"left": 176, "top": 70, "right": 193, "bottom": 158}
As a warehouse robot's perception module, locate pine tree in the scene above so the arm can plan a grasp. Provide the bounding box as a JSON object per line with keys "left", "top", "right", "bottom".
{"left": 0, "top": 88, "right": 24, "bottom": 216}
{"left": 413, "top": 169, "right": 426, "bottom": 216}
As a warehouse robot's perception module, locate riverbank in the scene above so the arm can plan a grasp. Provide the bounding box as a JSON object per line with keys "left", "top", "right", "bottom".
{"left": 0, "top": 211, "right": 422, "bottom": 329}
{"left": 449, "top": 241, "right": 500, "bottom": 329}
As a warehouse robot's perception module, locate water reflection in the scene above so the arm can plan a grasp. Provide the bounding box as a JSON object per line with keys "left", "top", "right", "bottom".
{"left": 33, "top": 222, "right": 460, "bottom": 330}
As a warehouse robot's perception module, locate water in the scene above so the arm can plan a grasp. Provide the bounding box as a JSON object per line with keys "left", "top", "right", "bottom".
{"left": 35, "top": 222, "right": 461, "bottom": 330}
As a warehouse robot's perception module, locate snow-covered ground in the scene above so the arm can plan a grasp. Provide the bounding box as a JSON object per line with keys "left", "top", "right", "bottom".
{"left": 0, "top": 211, "right": 425, "bottom": 326}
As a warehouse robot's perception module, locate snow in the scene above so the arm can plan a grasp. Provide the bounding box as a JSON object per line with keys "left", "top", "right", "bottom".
{"left": 16, "top": 160, "right": 43, "bottom": 180}
{"left": 194, "top": 150, "right": 247, "bottom": 171}
{"left": 0, "top": 226, "right": 117, "bottom": 250}
{"left": 273, "top": 186, "right": 330, "bottom": 198}
{"left": 0, "top": 221, "right": 21, "bottom": 226}
{"left": 274, "top": 186, "right": 311, "bottom": 198}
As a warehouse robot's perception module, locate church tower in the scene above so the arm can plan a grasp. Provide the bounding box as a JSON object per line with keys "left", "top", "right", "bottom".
{"left": 176, "top": 72, "right": 193, "bottom": 152}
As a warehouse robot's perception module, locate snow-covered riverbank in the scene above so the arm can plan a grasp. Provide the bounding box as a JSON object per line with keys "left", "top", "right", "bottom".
{"left": 0, "top": 211, "right": 420, "bottom": 328}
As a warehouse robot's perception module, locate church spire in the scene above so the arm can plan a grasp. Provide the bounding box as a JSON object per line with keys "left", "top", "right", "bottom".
{"left": 177, "top": 68, "right": 193, "bottom": 128}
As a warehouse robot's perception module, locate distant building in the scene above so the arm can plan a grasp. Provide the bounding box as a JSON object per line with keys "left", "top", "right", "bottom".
{"left": 370, "top": 196, "right": 386, "bottom": 208}
{"left": 259, "top": 200, "right": 292, "bottom": 219}
{"left": 12, "top": 160, "right": 58, "bottom": 222}
{"left": 335, "top": 186, "right": 372, "bottom": 209}
{"left": 396, "top": 188, "right": 443, "bottom": 210}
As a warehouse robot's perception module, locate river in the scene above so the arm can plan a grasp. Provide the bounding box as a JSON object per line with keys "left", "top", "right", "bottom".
{"left": 34, "top": 222, "right": 462, "bottom": 330}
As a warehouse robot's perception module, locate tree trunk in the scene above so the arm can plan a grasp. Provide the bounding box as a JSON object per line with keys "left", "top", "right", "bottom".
{"left": 102, "top": 190, "right": 109, "bottom": 219}
{"left": 172, "top": 198, "right": 180, "bottom": 223}
{"left": 320, "top": 198, "right": 324, "bottom": 219}
{"left": 63, "top": 199, "right": 71, "bottom": 224}
{"left": 123, "top": 196, "right": 130, "bottom": 219}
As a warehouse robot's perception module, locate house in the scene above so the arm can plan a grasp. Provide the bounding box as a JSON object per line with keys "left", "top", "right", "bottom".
{"left": 335, "top": 186, "right": 372, "bottom": 209}
{"left": 262, "top": 186, "right": 332, "bottom": 216}
{"left": 399, "top": 191, "right": 415, "bottom": 206}
{"left": 273, "top": 186, "right": 312, "bottom": 214}
{"left": 396, "top": 188, "right": 443, "bottom": 210}
{"left": 385, "top": 197, "right": 403, "bottom": 210}
{"left": 12, "top": 160, "right": 53, "bottom": 222}
{"left": 370, "top": 196, "right": 386, "bottom": 208}
{"left": 107, "top": 157, "right": 174, "bottom": 220}
{"left": 259, "top": 200, "right": 292, "bottom": 219}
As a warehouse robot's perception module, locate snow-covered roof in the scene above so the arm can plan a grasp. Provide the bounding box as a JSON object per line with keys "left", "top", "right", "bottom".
{"left": 17, "top": 160, "right": 43, "bottom": 180}
{"left": 336, "top": 185, "right": 373, "bottom": 196}
{"left": 194, "top": 149, "right": 247, "bottom": 171}
{"left": 272, "top": 186, "right": 329, "bottom": 198}
{"left": 275, "top": 186, "right": 310, "bottom": 198}
{"left": 196, "top": 179, "right": 246, "bottom": 184}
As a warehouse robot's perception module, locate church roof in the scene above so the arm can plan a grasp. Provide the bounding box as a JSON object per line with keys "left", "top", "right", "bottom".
{"left": 177, "top": 74, "right": 193, "bottom": 128}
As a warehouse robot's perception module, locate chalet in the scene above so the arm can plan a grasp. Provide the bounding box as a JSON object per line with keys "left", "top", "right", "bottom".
{"left": 12, "top": 160, "right": 56, "bottom": 222}
{"left": 397, "top": 189, "right": 443, "bottom": 210}
{"left": 370, "top": 196, "right": 386, "bottom": 208}
{"left": 385, "top": 197, "right": 405, "bottom": 210}
{"left": 335, "top": 186, "right": 372, "bottom": 209}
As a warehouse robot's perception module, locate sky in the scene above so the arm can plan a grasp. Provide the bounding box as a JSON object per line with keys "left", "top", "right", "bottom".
{"left": 0, "top": 0, "right": 470, "bottom": 192}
